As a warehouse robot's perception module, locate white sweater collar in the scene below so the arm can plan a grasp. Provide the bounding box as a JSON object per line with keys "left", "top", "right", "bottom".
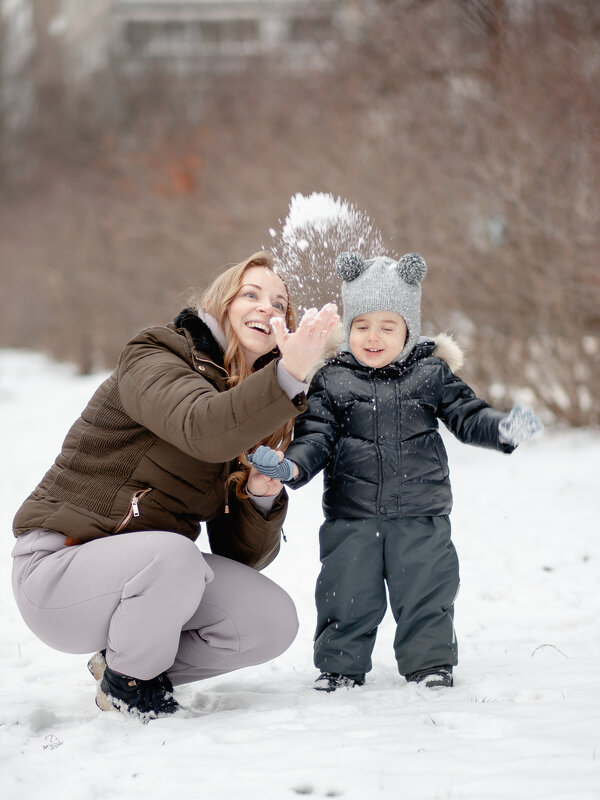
{"left": 197, "top": 309, "right": 227, "bottom": 352}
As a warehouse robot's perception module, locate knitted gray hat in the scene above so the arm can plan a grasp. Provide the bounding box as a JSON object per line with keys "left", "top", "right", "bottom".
{"left": 336, "top": 251, "right": 427, "bottom": 363}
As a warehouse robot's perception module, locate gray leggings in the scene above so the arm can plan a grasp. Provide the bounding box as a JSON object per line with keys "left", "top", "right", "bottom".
{"left": 12, "top": 529, "right": 298, "bottom": 685}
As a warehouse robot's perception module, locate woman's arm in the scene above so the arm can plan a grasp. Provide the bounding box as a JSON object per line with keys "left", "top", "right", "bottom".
{"left": 117, "top": 306, "right": 339, "bottom": 464}
{"left": 117, "top": 328, "right": 305, "bottom": 463}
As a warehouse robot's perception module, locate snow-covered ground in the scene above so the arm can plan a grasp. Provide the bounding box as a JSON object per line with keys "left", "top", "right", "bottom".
{"left": 1, "top": 348, "right": 599, "bottom": 800}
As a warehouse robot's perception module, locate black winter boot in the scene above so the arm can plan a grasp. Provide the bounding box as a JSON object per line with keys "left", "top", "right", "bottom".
{"left": 405, "top": 665, "right": 453, "bottom": 689}
{"left": 314, "top": 672, "right": 366, "bottom": 692}
{"left": 97, "top": 664, "right": 179, "bottom": 719}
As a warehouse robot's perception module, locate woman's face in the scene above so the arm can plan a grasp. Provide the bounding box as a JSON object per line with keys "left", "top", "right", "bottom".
{"left": 227, "top": 266, "right": 289, "bottom": 365}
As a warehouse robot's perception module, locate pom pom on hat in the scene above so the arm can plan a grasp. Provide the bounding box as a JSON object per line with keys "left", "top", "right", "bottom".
{"left": 397, "top": 253, "right": 427, "bottom": 286}
{"left": 335, "top": 252, "right": 366, "bottom": 282}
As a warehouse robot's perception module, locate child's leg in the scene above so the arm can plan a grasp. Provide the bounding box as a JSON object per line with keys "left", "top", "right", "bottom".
{"left": 384, "top": 515, "right": 459, "bottom": 677}
{"left": 314, "top": 518, "right": 386, "bottom": 677}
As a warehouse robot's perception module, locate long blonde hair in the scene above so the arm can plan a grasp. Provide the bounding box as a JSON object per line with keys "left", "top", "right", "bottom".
{"left": 197, "top": 251, "right": 297, "bottom": 498}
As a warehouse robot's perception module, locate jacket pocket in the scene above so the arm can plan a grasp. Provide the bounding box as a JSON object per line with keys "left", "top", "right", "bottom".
{"left": 113, "top": 487, "right": 153, "bottom": 533}
{"left": 433, "top": 436, "right": 449, "bottom": 477}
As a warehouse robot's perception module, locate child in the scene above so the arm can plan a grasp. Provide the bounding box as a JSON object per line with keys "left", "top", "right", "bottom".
{"left": 249, "top": 252, "right": 542, "bottom": 691}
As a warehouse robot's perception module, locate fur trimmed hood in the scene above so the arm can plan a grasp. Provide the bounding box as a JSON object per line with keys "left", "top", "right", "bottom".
{"left": 429, "top": 332, "right": 464, "bottom": 373}
{"left": 313, "top": 324, "right": 464, "bottom": 377}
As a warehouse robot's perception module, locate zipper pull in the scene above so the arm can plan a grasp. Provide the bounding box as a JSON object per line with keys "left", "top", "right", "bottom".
{"left": 282, "top": 529, "right": 287, "bottom": 542}
{"left": 224, "top": 504, "right": 230, "bottom": 515}
{"left": 132, "top": 496, "right": 140, "bottom": 517}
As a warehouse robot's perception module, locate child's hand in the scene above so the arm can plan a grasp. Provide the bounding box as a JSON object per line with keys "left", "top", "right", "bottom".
{"left": 498, "top": 404, "right": 543, "bottom": 446}
{"left": 248, "top": 445, "right": 297, "bottom": 482}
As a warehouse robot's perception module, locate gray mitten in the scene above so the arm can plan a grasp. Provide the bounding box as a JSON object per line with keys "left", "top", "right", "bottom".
{"left": 498, "top": 404, "right": 543, "bottom": 446}
{"left": 247, "top": 445, "right": 295, "bottom": 482}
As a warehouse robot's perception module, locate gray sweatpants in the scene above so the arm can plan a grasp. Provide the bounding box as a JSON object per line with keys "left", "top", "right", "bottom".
{"left": 314, "top": 516, "right": 459, "bottom": 678}
{"left": 12, "top": 529, "right": 298, "bottom": 684}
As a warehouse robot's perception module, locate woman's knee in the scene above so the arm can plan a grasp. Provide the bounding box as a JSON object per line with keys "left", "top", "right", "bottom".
{"left": 251, "top": 583, "right": 299, "bottom": 660}
{"left": 202, "top": 554, "right": 299, "bottom": 660}
{"left": 143, "top": 533, "right": 214, "bottom": 585}
{"left": 116, "top": 534, "right": 214, "bottom": 626}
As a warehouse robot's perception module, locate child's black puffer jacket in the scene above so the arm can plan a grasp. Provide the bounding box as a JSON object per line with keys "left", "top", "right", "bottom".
{"left": 285, "top": 336, "right": 514, "bottom": 520}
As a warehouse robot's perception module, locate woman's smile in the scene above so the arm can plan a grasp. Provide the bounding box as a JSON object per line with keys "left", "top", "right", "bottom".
{"left": 227, "top": 266, "right": 288, "bottom": 365}
{"left": 245, "top": 320, "right": 272, "bottom": 335}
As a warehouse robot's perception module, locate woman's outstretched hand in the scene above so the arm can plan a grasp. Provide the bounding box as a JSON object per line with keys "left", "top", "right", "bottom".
{"left": 273, "top": 303, "right": 340, "bottom": 382}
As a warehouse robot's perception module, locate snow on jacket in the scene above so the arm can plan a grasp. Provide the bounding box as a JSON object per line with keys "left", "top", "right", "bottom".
{"left": 284, "top": 334, "right": 514, "bottom": 520}
{"left": 12, "top": 310, "right": 307, "bottom": 570}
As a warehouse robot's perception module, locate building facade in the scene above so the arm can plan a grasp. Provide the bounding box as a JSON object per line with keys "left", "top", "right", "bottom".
{"left": 1, "top": 0, "right": 362, "bottom": 180}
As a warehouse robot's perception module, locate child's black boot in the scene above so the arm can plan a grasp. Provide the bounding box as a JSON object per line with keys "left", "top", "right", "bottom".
{"left": 405, "top": 665, "right": 453, "bottom": 689}
{"left": 314, "top": 672, "right": 365, "bottom": 692}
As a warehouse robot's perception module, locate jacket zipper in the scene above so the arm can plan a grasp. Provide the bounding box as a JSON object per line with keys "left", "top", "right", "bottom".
{"left": 194, "top": 354, "right": 229, "bottom": 377}
{"left": 194, "top": 353, "right": 239, "bottom": 516}
{"left": 373, "top": 378, "right": 384, "bottom": 514}
{"left": 114, "top": 487, "right": 153, "bottom": 533}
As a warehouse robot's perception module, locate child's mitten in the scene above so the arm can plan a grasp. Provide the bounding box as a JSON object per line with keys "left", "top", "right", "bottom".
{"left": 247, "top": 445, "right": 295, "bottom": 482}
{"left": 498, "top": 404, "right": 543, "bottom": 446}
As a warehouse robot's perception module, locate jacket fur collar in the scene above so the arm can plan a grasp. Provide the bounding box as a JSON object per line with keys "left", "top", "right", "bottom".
{"left": 174, "top": 308, "right": 225, "bottom": 366}
{"left": 173, "top": 308, "right": 281, "bottom": 371}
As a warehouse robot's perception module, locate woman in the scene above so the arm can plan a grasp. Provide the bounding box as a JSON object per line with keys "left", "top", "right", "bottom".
{"left": 11, "top": 251, "right": 339, "bottom": 719}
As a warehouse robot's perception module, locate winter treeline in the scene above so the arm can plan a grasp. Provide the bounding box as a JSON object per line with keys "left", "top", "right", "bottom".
{"left": 0, "top": 0, "right": 598, "bottom": 426}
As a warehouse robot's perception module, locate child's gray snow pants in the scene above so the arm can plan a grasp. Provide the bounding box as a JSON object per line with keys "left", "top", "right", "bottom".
{"left": 12, "top": 528, "right": 298, "bottom": 684}
{"left": 314, "top": 516, "right": 459, "bottom": 678}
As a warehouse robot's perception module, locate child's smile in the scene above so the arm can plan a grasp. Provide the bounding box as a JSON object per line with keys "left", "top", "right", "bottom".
{"left": 349, "top": 311, "right": 408, "bottom": 369}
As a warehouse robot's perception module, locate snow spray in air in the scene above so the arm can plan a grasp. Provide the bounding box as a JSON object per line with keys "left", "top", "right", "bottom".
{"left": 269, "top": 193, "right": 392, "bottom": 313}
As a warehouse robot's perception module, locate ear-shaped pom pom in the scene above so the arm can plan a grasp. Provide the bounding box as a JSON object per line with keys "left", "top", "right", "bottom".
{"left": 397, "top": 252, "right": 427, "bottom": 285}
{"left": 335, "top": 252, "right": 366, "bottom": 282}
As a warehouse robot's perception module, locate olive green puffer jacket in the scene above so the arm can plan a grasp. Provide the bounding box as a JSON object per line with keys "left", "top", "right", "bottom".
{"left": 13, "top": 311, "right": 306, "bottom": 570}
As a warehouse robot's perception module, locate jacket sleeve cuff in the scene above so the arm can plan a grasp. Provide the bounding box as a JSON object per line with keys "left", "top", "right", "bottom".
{"left": 248, "top": 492, "right": 278, "bottom": 516}
{"left": 277, "top": 362, "right": 309, "bottom": 400}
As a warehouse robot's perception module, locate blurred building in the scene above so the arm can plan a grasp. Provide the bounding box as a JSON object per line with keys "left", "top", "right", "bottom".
{"left": 111, "top": 0, "right": 355, "bottom": 75}
{"left": 1, "top": 0, "right": 360, "bottom": 180}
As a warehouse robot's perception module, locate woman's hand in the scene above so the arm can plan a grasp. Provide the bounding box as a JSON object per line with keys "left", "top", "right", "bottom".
{"left": 273, "top": 303, "right": 340, "bottom": 382}
{"left": 246, "top": 448, "right": 299, "bottom": 497}
{"left": 248, "top": 445, "right": 297, "bottom": 481}
{"left": 246, "top": 465, "right": 283, "bottom": 498}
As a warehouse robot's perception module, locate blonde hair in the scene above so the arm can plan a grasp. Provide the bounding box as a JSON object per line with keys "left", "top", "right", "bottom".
{"left": 196, "top": 251, "right": 297, "bottom": 498}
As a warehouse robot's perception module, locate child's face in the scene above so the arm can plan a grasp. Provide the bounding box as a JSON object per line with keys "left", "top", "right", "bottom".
{"left": 349, "top": 311, "right": 408, "bottom": 368}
